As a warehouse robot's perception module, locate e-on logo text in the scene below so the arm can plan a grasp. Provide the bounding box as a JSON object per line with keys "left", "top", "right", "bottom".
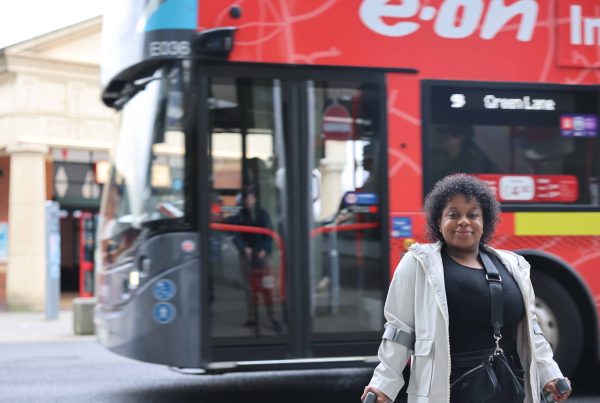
{"left": 360, "top": 0, "right": 539, "bottom": 42}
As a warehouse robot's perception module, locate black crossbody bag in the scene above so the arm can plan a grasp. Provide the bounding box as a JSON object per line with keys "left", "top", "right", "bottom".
{"left": 449, "top": 250, "right": 526, "bottom": 403}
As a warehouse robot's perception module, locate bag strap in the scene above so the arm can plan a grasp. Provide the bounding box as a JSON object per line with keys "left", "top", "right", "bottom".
{"left": 480, "top": 249, "right": 504, "bottom": 351}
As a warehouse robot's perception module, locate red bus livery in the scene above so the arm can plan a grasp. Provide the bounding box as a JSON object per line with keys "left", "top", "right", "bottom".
{"left": 96, "top": 0, "right": 600, "bottom": 376}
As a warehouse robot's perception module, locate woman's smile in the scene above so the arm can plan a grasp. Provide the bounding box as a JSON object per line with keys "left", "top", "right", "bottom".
{"left": 455, "top": 230, "right": 472, "bottom": 237}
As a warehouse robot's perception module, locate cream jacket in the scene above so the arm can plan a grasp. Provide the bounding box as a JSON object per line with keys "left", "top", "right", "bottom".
{"left": 369, "top": 242, "right": 563, "bottom": 403}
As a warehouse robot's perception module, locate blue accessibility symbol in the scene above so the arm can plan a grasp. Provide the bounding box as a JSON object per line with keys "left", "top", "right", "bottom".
{"left": 152, "top": 302, "right": 177, "bottom": 324}
{"left": 153, "top": 279, "right": 177, "bottom": 301}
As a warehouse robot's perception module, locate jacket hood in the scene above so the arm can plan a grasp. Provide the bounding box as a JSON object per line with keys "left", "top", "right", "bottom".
{"left": 408, "top": 241, "right": 530, "bottom": 274}
{"left": 408, "top": 241, "right": 442, "bottom": 258}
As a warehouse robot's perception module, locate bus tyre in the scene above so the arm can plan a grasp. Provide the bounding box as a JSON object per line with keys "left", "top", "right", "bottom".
{"left": 530, "top": 270, "right": 583, "bottom": 375}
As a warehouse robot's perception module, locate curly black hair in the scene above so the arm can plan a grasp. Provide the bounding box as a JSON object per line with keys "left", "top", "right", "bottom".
{"left": 424, "top": 174, "right": 500, "bottom": 243}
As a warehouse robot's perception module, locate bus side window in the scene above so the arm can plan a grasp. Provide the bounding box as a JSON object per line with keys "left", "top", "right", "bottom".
{"left": 431, "top": 124, "right": 501, "bottom": 184}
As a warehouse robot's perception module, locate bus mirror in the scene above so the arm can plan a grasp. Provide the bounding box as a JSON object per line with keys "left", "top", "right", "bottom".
{"left": 193, "top": 27, "right": 237, "bottom": 58}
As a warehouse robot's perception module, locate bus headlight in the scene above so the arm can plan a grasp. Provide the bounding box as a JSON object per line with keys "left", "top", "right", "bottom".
{"left": 128, "top": 270, "right": 140, "bottom": 290}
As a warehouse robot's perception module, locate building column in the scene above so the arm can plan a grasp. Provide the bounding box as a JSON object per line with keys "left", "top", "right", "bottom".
{"left": 318, "top": 141, "right": 347, "bottom": 220}
{"left": 6, "top": 143, "right": 48, "bottom": 311}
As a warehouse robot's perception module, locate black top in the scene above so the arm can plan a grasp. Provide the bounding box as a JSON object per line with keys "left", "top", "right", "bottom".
{"left": 443, "top": 248, "right": 525, "bottom": 355}
{"left": 228, "top": 207, "right": 273, "bottom": 255}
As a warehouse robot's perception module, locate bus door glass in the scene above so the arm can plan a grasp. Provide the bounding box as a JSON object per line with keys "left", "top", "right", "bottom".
{"left": 207, "top": 77, "right": 287, "bottom": 345}
{"left": 307, "top": 81, "right": 386, "bottom": 342}
{"left": 203, "top": 69, "right": 387, "bottom": 358}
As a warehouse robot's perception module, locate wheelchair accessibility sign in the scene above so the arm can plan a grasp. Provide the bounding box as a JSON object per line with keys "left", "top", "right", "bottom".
{"left": 153, "top": 302, "right": 176, "bottom": 324}
{"left": 153, "top": 279, "right": 177, "bottom": 301}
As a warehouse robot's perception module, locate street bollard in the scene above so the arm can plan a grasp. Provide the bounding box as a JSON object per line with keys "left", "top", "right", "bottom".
{"left": 73, "top": 297, "right": 96, "bottom": 335}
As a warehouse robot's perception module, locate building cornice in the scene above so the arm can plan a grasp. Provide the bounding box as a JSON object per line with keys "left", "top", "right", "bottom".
{"left": 3, "top": 17, "right": 101, "bottom": 55}
{"left": 3, "top": 53, "right": 99, "bottom": 81}
{"left": 1, "top": 16, "right": 102, "bottom": 79}
{"left": 15, "top": 136, "right": 112, "bottom": 152}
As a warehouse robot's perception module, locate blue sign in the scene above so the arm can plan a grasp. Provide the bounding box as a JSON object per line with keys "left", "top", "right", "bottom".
{"left": 0, "top": 222, "right": 7, "bottom": 262}
{"left": 153, "top": 279, "right": 177, "bottom": 301}
{"left": 145, "top": 0, "right": 198, "bottom": 31}
{"left": 343, "top": 192, "right": 378, "bottom": 206}
{"left": 152, "top": 302, "right": 177, "bottom": 324}
{"left": 560, "top": 114, "right": 597, "bottom": 137}
{"left": 391, "top": 217, "right": 413, "bottom": 238}
{"left": 173, "top": 178, "right": 183, "bottom": 191}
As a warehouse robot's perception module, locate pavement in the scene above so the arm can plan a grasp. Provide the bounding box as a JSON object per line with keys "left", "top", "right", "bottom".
{"left": 0, "top": 294, "right": 95, "bottom": 344}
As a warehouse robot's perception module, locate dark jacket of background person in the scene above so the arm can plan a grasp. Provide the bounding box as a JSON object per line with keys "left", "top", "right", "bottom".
{"left": 230, "top": 205, "right": 273, "bottom": 260}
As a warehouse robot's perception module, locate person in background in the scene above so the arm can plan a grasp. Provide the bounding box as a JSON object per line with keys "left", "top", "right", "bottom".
{"left": 362, "top": 174, "right": 570, "bottom": 403}
{"left": 360, "top": 143, "right": 377, "bottom": 193}
{"left": 431, "top": 125, "right": 500, "bottom": 184}
{"left": 230, "top": 188, "right": 281, "bottom": 333}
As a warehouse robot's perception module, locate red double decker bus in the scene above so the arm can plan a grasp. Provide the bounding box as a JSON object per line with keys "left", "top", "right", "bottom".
{"left": 96, "top": 0, "right": 600, "bottom": 376}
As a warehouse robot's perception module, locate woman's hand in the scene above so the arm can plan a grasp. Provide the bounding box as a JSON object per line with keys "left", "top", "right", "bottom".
{"left": 543, "top": 378, "right": 571, "bottom": 402}
{"left": 361, "top": 386, "right": 392, "bottom": 403}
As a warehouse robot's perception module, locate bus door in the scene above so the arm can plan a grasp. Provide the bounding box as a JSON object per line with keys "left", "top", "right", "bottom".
{"left": 197, "top": 65, "right": 389, "bottom": 365}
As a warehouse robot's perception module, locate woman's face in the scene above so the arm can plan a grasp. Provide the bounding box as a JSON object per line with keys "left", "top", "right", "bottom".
{"left": 438, "top": 194, "right": 484, "bottom": 253}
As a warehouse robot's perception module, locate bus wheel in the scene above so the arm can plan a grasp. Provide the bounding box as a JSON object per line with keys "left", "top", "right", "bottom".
{"left": 531, "top": 270, "right": 583, "bottom": 375}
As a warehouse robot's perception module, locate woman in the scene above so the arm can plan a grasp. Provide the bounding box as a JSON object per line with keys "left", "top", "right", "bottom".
{"left": 361, "top": 174, "right": 571, "bottom": 403}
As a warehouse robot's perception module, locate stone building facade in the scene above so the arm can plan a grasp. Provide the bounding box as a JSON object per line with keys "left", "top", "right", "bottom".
{"left": 0, "top": 17, "right": 117, "bottom": 310}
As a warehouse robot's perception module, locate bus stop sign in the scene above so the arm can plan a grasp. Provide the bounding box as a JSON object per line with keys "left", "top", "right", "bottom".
{"left": 322, "top": 104, "right": 353, "bottom": 141}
